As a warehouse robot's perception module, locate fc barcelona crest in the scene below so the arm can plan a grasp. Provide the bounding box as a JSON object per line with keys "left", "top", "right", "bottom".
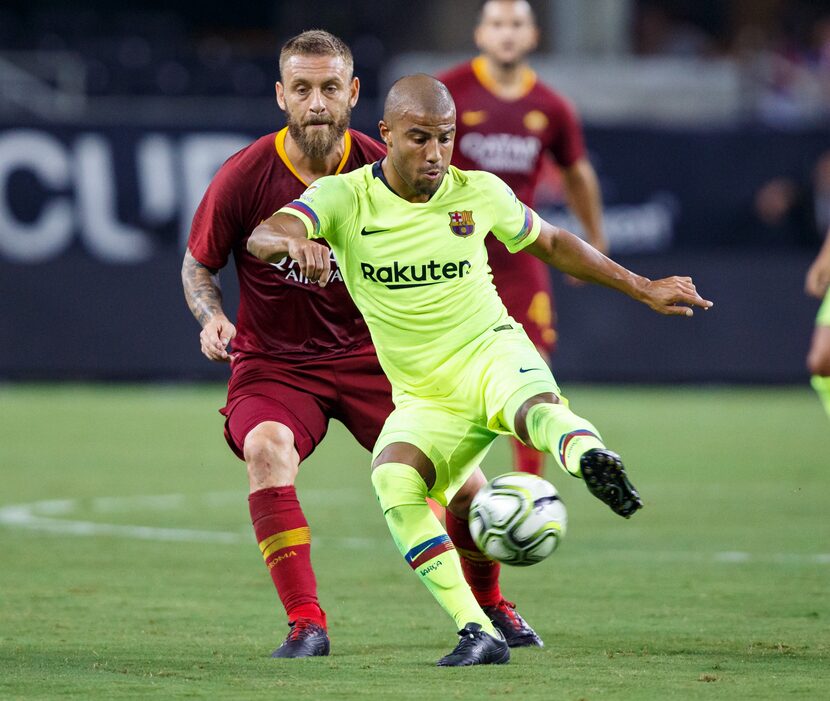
{"left": 448, "top": 210, "right": 475, "bottom": 237}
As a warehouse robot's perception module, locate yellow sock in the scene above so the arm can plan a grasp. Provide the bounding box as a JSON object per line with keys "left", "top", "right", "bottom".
{"left": 525, "top": 403, "right": 605, "bottom": 477}
{"left": 371, "top": 462, "right": 495, "bottom": 634}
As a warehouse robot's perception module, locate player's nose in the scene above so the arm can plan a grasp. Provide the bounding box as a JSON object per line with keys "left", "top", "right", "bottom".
{"left": 308, "top": 89, "right": 327, "bottom": 112}
{"left": 424, "top": 139, "right": 441, "bottom": 163}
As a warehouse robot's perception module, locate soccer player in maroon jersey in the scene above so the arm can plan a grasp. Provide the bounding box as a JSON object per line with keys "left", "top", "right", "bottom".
{"left": 438, "top": 0, "right": 607, "bottom": 476}
{"left": 182, "top": 30, "right": 541, "bottom": 659}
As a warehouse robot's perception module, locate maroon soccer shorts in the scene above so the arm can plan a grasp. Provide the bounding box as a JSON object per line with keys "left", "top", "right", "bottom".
{"left": 220, "top": 345, "right": 394, "bottom": 462}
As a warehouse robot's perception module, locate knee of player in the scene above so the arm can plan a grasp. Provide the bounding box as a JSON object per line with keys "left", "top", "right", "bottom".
{"left": 512, "top": 392, "right": 562, "bottom": 443}
{"left": 243, "top": 422, "right": 299, "bottom": 484}
{"left": 371, "top": 462, "right": 429, "bottom": 513}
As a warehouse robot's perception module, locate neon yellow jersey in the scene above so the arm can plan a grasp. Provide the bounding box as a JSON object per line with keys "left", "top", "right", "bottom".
{"left": 278, "top": 162, "right": 541, "bottom": 396}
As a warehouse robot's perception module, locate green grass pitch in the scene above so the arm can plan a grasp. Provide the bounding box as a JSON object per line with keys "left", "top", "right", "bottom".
{"left": 1, "top": 384, "right": 828, "bottom": 700}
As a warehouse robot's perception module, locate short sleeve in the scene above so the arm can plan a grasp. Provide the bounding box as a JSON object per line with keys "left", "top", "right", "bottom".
{"left": 548, "top": 97, "right": 585, "bottom": 168}
{"left": 187, "top": 161, "right": 246, "bottom": 270}
{"left": 482, "top": 172, "right": 542, "bottom": 253}
{"left": 277, "top": 175, "right": 354, "bottom": 242}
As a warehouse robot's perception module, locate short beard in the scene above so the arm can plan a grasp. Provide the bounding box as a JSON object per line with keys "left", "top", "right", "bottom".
{"left": 414, "top": 176, "right": 442, "bottom": 197}
{"left": 286, "top": 107, "right": 351, "bottom": 161}
{"left": 391, "top": 159, "right": 444, "bottom": 199}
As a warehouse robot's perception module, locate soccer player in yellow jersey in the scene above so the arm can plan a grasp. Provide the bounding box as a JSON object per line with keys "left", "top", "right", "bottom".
{"left": 248, "top": 74, "right": 713, "bottom": 666}
{"left": 439, "top": 0, "right": 608, "bottom": 476}
{"left": 806, "top": 227, "right": 830, "bottom": 420}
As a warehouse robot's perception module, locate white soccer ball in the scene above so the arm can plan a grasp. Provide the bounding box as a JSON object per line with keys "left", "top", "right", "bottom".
{"left": 469, "top": 472, "right": 567, "bottom": 566}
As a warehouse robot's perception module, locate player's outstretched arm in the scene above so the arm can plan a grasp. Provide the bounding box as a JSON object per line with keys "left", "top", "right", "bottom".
{"left": 525, "top": 221, "right": 713, "bottom": 316}
{"left": 248, "top": 214, "right": 332, "bottom": 287}
{"left": 805, "top": 228, "right": 830, "bottom": 299}
{"left": 181, "top": 249, "right": 236, "bottom": 362}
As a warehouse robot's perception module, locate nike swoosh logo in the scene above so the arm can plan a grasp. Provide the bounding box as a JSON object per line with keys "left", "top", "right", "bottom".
{"left": 519, "top": 367, "right": 544, "bottom": 373}
{"left": 360, "top": 227, "right": 389, "bottom": 236}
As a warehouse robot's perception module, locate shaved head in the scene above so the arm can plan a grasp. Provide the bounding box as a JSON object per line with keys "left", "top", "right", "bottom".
{"left": 383, "top": 74, "right": 455, "bottom": 124}
{"left": 378, "top": 74, "right": 457, "bottom": 201}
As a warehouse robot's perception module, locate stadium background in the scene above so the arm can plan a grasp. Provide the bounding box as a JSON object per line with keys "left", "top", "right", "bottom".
{"left": 1, "top": 2, "right": 829, "bottom": 699}
{"left": 1, "top": 0, "right": 829, "bottom": 382}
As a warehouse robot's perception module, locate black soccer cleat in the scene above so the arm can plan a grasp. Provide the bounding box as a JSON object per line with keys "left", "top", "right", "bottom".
{"left": 270, "top": 618, "right": 330, "bottom": 658}
{"left": 483, "top": 599, "right": 544, "bottom": 648}
{"left": 580, "top": 448, "right": 643, "bottom": 518}
{"left": 436, "top": 622, "right": 510, "bottom": 667}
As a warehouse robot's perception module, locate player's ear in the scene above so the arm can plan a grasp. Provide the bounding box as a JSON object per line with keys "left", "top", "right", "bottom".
{"left": 528, "top": 25, "right": 540, "bottom": 52}
{"left": 473, "top": 24, "right": 485, "bottom": 52}
{"left": 349, "top": 76, "right": 360, "bottom": 108}
{"left": 275, "top": 82, "right": 286, "bottom": 110}
{"left": 378, "top": 120, "right": 391, "bottom": 145}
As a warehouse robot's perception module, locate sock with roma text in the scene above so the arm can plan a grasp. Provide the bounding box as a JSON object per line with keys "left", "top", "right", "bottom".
{"left": 248, "top": 486, "right": 326, "bottom": 629}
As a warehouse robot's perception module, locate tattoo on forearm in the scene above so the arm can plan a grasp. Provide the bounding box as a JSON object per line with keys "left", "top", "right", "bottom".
{"left": 182, "top": 251, "right": 224, "bottom": 327}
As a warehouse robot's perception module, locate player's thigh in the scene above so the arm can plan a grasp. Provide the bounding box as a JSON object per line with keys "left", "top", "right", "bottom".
{"left": 476, "top": 328, "right": 563, "bottom": 433}
{"left": 332, "top": 349, "right": 395, "bottom": 451}
{"left": 373, "top": 400, "right": 496, "bottom": 506}
{"left": 223, "top": 386, "right": 329, "bottom": 463}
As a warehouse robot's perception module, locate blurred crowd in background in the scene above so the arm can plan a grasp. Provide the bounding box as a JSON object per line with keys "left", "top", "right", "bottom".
{"left": 1, "top": 0, "right": 829, "bottom": 127}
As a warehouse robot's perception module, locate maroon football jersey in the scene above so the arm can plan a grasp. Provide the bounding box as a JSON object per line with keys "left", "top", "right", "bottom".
{"left": 438, "top": 57, "right": 585, "bottom": 206}
{"left": 188, "top": 128, "right": 386, "bottom": 360}
{"left": 438, "top": 58, "right": 586, "bottom": 351}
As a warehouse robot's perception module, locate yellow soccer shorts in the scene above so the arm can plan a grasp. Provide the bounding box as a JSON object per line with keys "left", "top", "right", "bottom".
{"left": 818, "top": 287, "right": 830, "bottom": 327}
{"left": 372, "top": 324, "right": 563, "bottom": 506}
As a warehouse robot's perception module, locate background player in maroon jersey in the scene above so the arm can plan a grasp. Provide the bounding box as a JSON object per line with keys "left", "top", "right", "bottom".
{"left": 182, "top": 30, "right": 542, "bottom": 659}
{"left": 439, "top": 0, "right": 607, "bottom": 476}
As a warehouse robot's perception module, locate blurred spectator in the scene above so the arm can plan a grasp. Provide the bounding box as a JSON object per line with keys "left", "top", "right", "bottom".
{"left": 2, "top": 0, "right": 830, "bottom": 126}
{"left": 633, "top": 0, "right": 724, "bottom": 57}
{"left": 748, "top": 5, "right": 830, "bottom": 126}
{"left": 753, "top": 150, "right": 830, "bottom": 246}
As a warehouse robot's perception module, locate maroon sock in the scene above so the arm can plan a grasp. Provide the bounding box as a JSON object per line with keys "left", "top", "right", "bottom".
{"left": 446, "top": 509, "right": 502, "bottom": 608}
{"left": 512, "top": 437, "right": 545, "bottom": 476}
{"left": 248, "top": 486, "right": 326, "bottom": 629}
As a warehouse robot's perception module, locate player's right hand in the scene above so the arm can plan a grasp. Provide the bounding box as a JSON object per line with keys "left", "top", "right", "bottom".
{"left": 200, "top": 315, "right": 237, "bottom": 362}
{"left": 287, "top": 239, "right": 331, "bottom": 287}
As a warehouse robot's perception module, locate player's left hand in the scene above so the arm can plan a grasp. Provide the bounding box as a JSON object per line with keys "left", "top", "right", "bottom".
{"left": 639, "top": 277, "right": 713, "bottom": 316}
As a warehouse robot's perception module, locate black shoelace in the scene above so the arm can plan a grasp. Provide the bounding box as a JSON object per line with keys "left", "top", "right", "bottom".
{"left": 450, "top": 627, "right": 482, "bottom": 653}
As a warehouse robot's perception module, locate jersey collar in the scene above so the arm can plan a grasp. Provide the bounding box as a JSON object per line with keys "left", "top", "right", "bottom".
{"left": 372, "top": 159, "right": 451, "bottom": 203}
{"left": 471, "top": 55, "right": 536, "bottom": 101}
{"left": 372, "top": 159, "right": 397, "bottom": 194}
{"left": 274, "top": 127, "right": 353, "bottom": 187}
